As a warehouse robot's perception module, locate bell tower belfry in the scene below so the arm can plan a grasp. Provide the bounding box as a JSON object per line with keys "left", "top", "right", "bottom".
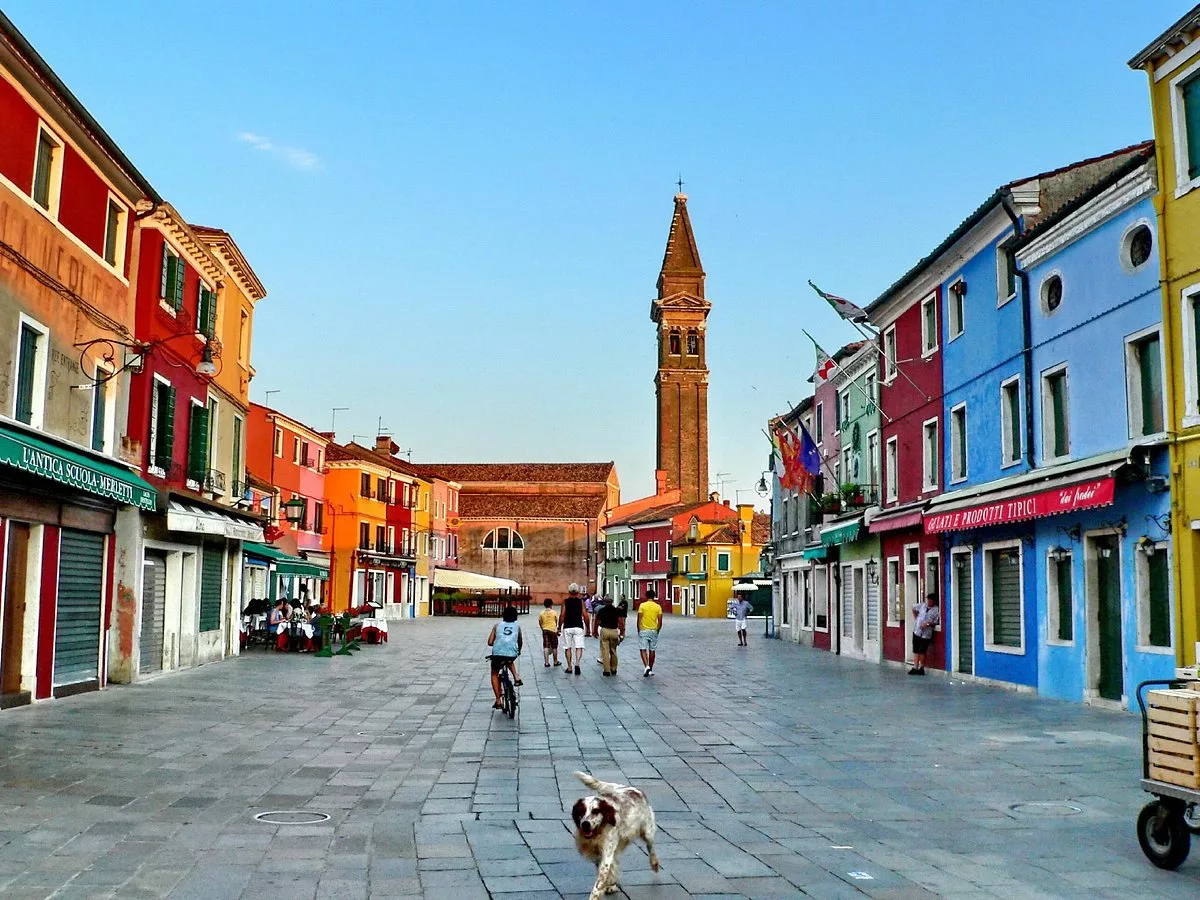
{"left": 651, "top": 193, "right": 711, "bottom": 505}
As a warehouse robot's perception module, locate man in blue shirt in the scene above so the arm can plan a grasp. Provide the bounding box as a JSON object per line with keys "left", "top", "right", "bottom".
{"left": 733, "top": 596, "right": 753, "bottom": 647}
{"left": 487, "top": 606, "right": 523, "bottom": 709}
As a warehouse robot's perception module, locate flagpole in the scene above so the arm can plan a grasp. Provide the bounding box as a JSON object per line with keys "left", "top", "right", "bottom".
{"left": 845, "top": 318, "right": 933, "bottom": 403}
{"left": 801, "top": 329, "right": 893, "bottom": 424}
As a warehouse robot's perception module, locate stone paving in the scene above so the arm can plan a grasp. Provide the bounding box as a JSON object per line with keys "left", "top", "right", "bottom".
{"left": 0, "top": 616, "right": 1197, "bottom": 899}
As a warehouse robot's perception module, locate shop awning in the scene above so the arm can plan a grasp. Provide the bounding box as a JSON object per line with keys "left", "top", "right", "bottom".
{"left": 0, "top": 422, "right": 156, "bottom": 509}
{"left": 167, "top": 501, "right": 264, "bottom": 542}
{"left": 925, "top": 475, "right": 1117, "bottom": 534}
{"left": 241, "top": 542, "right": 329, "bottom": 579}
{"left": 801, "top": 545, "right": 828, "bottom": 560}
{"left": 433, "top": 568, "right": 521, "bottom": 591}
{"left": 821, "top": 519, "right": 862, "bottom": 547}
{"left": 868, "top": 507, "right": 925, "bottom": 534}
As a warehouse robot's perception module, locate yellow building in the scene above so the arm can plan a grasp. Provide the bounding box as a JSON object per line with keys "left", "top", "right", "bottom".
{"left": 669, "top": 506, "right": 767, "bottom": 618}
{"left": 1131, "top": 10, "right": 1200, "bottom": 664}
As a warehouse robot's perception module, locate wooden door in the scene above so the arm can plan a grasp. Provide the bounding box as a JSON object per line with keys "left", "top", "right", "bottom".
{"left": 2, "top": 523, "right": 30, "bottom": 698}
{"left": 1095, "top": 536, "right": 1123, "bottom": 702}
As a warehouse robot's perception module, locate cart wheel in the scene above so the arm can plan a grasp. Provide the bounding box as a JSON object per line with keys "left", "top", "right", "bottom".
{"left": 1138, "top": 801, "right": 1191, "bottom": 870}
{"left": 1185, "top": 803, "right": 1200, "bottom": 836}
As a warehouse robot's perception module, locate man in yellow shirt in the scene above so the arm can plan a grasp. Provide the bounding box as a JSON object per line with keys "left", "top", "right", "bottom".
{"left": 538, "top": 598, "right": 561, "bottom": 668}
{"left": 636, "top": 587, "right": 664, "bottom": 677}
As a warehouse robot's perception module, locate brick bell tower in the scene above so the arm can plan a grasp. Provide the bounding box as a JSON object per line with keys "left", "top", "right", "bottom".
{"left": 651, "top": 192, "right": 711, "bottom": 504}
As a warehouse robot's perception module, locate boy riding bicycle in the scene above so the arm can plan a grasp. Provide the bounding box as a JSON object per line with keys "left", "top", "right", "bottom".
{"left": 487, "top": 606, "right": 523, "bottom": 709}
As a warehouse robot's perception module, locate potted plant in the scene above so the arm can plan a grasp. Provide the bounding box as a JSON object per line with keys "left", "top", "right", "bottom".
{"left": 818, "top": 492, "right": 843, "bottom": 518}
{"left": 840, "top": 482, "right": 865, "bottom": 507}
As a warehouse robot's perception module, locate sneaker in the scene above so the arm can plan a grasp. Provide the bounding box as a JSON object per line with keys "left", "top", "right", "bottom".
{"left": 545, "top": 662, "right": 551, "bottom": 668}
{"left": 554, "top": 661, "right": 561, "bottom": 666}
{"left": 647, "top": 669, "right": 654, "bottom": 676}
{"left": 574, "top": 666, "right": 581, "bottom": 675}
{"left": 907, "top": 668, "right": 919, "bottom": 675}
{"left": 917, "top": 668, "right": 927, "bottom": 676}
{"left": 644, "top": 667, "right": 650, "bottom": 677}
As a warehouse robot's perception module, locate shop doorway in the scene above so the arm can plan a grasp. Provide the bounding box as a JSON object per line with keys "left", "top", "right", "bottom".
{"left": 140, "top": 552, "right": 167, "bottom": 674}
{"left": 1088, "top": 534, "right": 1124, "bottom": 702}
{"left": 2, "top": 522, "right": 31, "bottom": 706}
{"left": 951, "top": 549, "right": 974, "bottom": 675}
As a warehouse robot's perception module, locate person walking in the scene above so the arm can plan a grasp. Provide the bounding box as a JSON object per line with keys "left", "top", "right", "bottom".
{"left": 538, "top": 598, "right": 560, "bottom": 668}
{"left": 733, "top": 595, "right": 753, "bottom": 646}
{"left": 583, "top": 593, "right": 596, "bottom": 637}
{"left": 558, "top": 584, "right": 589, "bottom": 675}
{"left": 595, "top": 594, "right": 625, "bottom": 676}
{"left": 637, "top": 588, "right": 663, "bottom": 676}
{"left": 909, "top": 593, "right": 941, "bottom": 676}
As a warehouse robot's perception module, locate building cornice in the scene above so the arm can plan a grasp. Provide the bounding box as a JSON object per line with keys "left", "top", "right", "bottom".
{"left": 192, "top": 227, "right": 267, "bottom": 301}
{"left": 151, "top": 205, "right": 224, "bottom": 284}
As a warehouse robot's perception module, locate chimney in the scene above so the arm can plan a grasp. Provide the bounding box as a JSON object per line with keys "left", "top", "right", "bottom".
{"left": 374, "top": 435, "right": 399, "bottom": 457}
{"left": 737, "top": 504, "right": 754, "bottom": 545}
{"left": 655, "top": 469, "right": 668, "bottom": 495}
{"left": 318, "top": 432, "right": 335, "bottom": 440}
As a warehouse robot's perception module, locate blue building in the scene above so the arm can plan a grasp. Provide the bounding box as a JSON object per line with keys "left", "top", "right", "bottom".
{"left": 926, "top": 143, "right": 1175, "bottom": 707}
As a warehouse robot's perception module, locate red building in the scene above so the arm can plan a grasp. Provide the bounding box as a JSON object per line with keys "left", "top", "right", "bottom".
{"left": 869, "top": 284, "right": 945, "bottom": 670}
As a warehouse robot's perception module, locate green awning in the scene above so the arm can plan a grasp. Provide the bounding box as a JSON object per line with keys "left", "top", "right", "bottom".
{"left": 0, "top": 422, "right": 156, "bottom": 509}
{"left": 821, "top": 519, "right": 862, "bottom": 547}
{"left": 801, "top": 545, "right": 827, "bottom": 560}
{"left": 242, "top": 543, "right": 329, "bottom": 580}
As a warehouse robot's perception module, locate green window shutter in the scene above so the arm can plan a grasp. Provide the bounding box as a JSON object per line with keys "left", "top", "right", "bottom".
{"left": 196, "top": 286, "right": 206, "bottom": 333}
{"left": 187, "top": 404, "right": 209, "bottom": 482}
{"left": 990, "top": 548, "right": 1022, "bottom": 647}
{"left": 32, "top": 133, "right": 53, "bottom": 208}
{"left": 91, "top": 377, "right": 106, "bottom": 452}
{"left": 104, "top": 201, "right": 120, "bottom": 265}
{"left": 1055, "top": 557, "right": 1073, "bottom": 642}
{"left": 1051, "top": 375, "right": 1068, "bottom": 457}
{"left": 15, "top": 325, "right": 39, "bottom": 424}
{"left": 198, "top": 544, "right": 223, "bottom": 632}
{"left": 1139, "top": 336, "right": 1164, "bottom": 435}
{"left": 1184, "top": 77, "right": 1200, "bottom": 179}
{"left": 206, "top": 289, "right": 217, "bottom": 338}
{"left": 1148, "top": 550, "right": 1171, "bottom": 647}
{"left": 161, "top": 386, "right": 176, "bottom": 466}
{"left": 160, "top": 243, "right": 170, "bottom": 298}
{"left": 173, "top": 258, "right": 185, "bottom": 311}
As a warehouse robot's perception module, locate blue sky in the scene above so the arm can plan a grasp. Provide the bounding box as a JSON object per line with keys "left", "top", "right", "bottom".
{"left": 5, "top": 1, "right": 1179, "bottom": 502}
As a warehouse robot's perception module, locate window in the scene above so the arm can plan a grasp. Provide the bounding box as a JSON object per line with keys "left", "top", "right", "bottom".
{"left": 801, "top": 570, "right": 813, "bottom": 628}
{"left": 90, "top": 369, "right": 113, "bottom": 453}
{"left": 148, "top": 378, "right": 175, "bottom": 473}
{"left": 865, "top": 370, "right": 877, "bottom": 405}
{"left": 1000, "top": 377, "right": 1022, "bottom": 467}
{"left": 839, "top": 390, "right": 850, "bottom": 431}
{"left": 885, "top": 436, "right": 898, "bottom": 502}
{"left": 14, "top": 319, "right": 48, "bottom": 427}
{"left": 985, "top": 544, "right": 1023, "bottom": 651}
{"left": 886, "top": 558, "right": 901, "bottom": 626}
{"left": 841, "top": 446, "right": 852, "bottom": 484}
{"left": 402, "top": 528, "right": 410, "bottom": 554}
{"left": 921, "top": 293, "right": 938, "bottom": 355}
{"left": 947, "top": 279, "right": 965, "bottom": 339}
{"left": 273, "top": 427, "right": 283, "bottom": 458}
{"left": 197, "top": 283, "right": 217, "bottom": 338}
{"left": 186, "top": 401, "right": 209, "bottom": 485}
{"left": 1179, "top": 72, "right": 1200, "bottom": 183}
{"left": 1040, "top": 272, "right": 1063, "bottom": 315}
{"left": 32, "top": 126, "right": 62, "bottom": 214}
{"left": 313, "top": 501, "right": 324, "bottom": 534}
{"left": 292, "top": 437, "right": 301, "bottom": 465}
{"left": 866, "top": 430, "right": 880, "bottom": 500}
{"left": 698, "top": 585, "right": 707, "bottom": 606}
{"left": 922, "top": 418, "right": 939, "bottom": 492}
{"left": 1122, "top": 222, "right": 1154, "bottom": 271}
{"left": 686, "top": 332, "right": 699, "bottom": 355}
{"left": 815, "top": 402, "right": 824, "bottom": 444}
{"left": 682, "top": 554, "right": 690, "bottom": 574}
{"left": 700, "top": 552, "right": 707, "bottom": 572}
{"left": 1041, "top": 366, "right": 1070, "bottom": 461}
{"left": 238, "top": 310, "right": 250, "bottom": 363}
{"left": 717, "top": 551, "right": 730, "bottom": 572}
{"left": 949, "top": 404, "right": 967, "bottom": 483}
{"left": 669, "top": 331, "right": 680, "bottom": 355}
{"left": 1047, "top": 551, "right": 1073, "bottom": 644}
{"left": 376, "top": 525, "right": 386, "bottom": 553}
{"left": 648, "top": 541, "right": 658, "bottom": 562}
{"left": 360, "top": 472, "right": 371, "bottom": 497}
{"left": 882, "top": 326, "right": 897, "bottom": 382}
{"left": 103, "top": 198, "right": 126, "bottom": 268}
{"left": 634, "top": 542, "right": 641, "bottom": 563}
{"left": 294, "top": 495, "right": 308, "bottom": 530}
{"left": 925, "top": 553, "right": 940, "bottom": 610}
{"left": 206, "top": 397, "right": 219, "bottom": 490}
{"left": 1138, "top": 544, "right": 1172, "bottom": 648}
{"left": 231, "top": 416, "right": 243, "bottom": 487}
{"left": 1127, "top": 330, "right": 1165, "bottom": 437}
{"left": 997, "top": 239, "right": 1017, "bottom": 302}
{"left": 359, "top": 522, "right": 371, "bottom": 550}
{"left": 814, "top": 566, "right": 828, "bottom": 631}
{"left": 482, "top": 528, "right": 523, "bottom": 550}
{"left": 159, "top": 243, "right": 185, "bottom": 313}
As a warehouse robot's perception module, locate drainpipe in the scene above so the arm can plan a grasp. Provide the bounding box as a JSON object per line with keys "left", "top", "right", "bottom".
{"left": 1001, "top": 195, "right": 1036, "bottom": 468}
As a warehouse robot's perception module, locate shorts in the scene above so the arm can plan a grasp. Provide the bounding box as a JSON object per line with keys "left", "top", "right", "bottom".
{"left": 562, "top": 627, "right": 585, "bottom": 649}
{"left": 912, "top": 635, "right": 931, "bottom": 654}
{"left": 542, "top": 630, "right": 559, "bottom": 651}
{"left": 638, "top": 629, "right": 659, "bottom": 651}
{"left": 735, "top": 619, "right": 747, "bottom": 631}
{"left": 490, "top": 655, "right": 516, "bottom": 673}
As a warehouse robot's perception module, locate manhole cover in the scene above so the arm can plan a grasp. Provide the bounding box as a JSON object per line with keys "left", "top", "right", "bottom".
{"left": 254, "top": 810, "right": 331, "bottom": 825}
{"left": 1008, "top": 801, "right": 1082, "bottom": 817}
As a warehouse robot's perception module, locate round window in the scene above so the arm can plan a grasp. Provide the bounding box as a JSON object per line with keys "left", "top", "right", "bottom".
{"left": 1127, "top": 224, "right": 1153, "bottom": 269}
{"left": 1041, "top": 274, "right": 1063, "bottom": 313}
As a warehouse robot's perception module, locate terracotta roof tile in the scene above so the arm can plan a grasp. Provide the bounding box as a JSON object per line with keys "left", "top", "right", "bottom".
{"left": 460, "top": 494, "right": 607, "bottom": 520}
{"left": 418, "top": 462, "right": 615, "bottom": 484}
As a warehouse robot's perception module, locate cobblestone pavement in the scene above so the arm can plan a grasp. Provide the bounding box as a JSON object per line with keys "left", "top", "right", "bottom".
{"left": 0, "top": 616, "right": 1197, "bottom": 899}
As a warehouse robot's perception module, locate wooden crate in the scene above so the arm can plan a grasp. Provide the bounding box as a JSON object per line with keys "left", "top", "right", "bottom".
{"left": 1147, "top": 689, "right": 1200, "bottom": 789}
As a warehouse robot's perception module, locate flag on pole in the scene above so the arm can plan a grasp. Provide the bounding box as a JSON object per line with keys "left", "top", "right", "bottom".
{"left": 809, "top": 280, "right": 869, "bottom": 323}
{"left": 798, "top": 423, "right": 821, "bottom": 479}
{"left": 805, "top": 330, "right": 839, "bottom": 384}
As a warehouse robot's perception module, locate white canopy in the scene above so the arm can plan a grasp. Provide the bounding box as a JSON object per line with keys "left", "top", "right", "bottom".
{"left": 167, "top": 501, "right": 264, "bottom": 542}
{"left": 433, "top": 568, "right": 521, "bottom": 591}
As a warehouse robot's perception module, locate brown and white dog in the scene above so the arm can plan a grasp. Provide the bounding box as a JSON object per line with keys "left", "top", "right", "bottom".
{"left": 571, "top": 771, "right": 660, "bottom": 898}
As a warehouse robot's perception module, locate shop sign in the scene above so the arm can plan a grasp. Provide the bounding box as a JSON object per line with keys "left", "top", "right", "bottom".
{"left": 925, "top": 477, "right": 1115, "bottom": 534}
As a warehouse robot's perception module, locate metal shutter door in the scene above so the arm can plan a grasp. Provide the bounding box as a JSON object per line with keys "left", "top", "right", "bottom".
{"left": 956, "top": 558, "right": 973, "bottom": 673}
{"left": 140, "top": 552, "right": 167, "bottom": 673}
{"left": 841, "top": 566, "right": 853, "bottom": 637}
{"left": 990, "top": 549, "right": 1021, "bottom": 647}
{"left": 866, "top": 571, "right": 880, "bottom": 641}
{"left": 54, "top": 529, "right": 105, "bottom": 687}
{"left": 199, "top": 544, "right": 223, "bottom": 632}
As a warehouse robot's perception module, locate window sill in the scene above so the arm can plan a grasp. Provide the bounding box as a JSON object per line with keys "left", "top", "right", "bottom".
{"left": 998, "top": 293, "right": 1017, "bottom": 308}
{"left": 1135, "top": 644, "right": 1175, "bottom": 655}
{"left": 1173, "top": 176, "right": 1200, "bottom": 200}
{"left": 947, "top": 330, "right": 964, "bottom": 343}
{"left": 983, "top": 642, "right": 1026, "bottom": 656}
{"left": 158, "top": 300, "right": 177, "bottom": 317}
{"left": 950, "top": 476, "right": 967, "bottom": 486}
{"left": 1181, "top": 414, "right": 1200, "bottom": 430}
{"left": 1046, "top": 638, "right": 1075, "bottom": 648}
{"left": 921, "top": 347, "right": 938, "bottom": 359}
{"left": 148, "top": 466, "right": 165, "bottom": 478}
{"left": 1000, "top": 458, "right": 1023, "bottom": 470}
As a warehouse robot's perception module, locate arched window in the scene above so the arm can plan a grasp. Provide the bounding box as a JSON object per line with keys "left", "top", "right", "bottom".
{"left": 483, "top": 527, "right": 524, "bottom": 550}
{"left": 686, "top": 331, "right": 699, "bottom": 355}
{"left": 668, "top": 331, "right": 681, "bottom": 355}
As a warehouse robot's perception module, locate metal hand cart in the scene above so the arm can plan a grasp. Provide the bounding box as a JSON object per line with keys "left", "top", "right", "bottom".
{"left": 1135, "top": 678, "right": 1200, "bottom": 869}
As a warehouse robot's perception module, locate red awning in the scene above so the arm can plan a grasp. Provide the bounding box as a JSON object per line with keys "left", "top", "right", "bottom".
{"left": 868, "top": 508, "right": 924, "bottom": 534}
{"left": 924, "top": 476, "right": 1116, "bottom": 534}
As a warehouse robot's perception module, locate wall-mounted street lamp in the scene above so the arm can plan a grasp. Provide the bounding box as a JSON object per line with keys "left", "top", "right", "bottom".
{"left": 866, "top": 557, "right": 878, "bottom": 585}
{"left": 282, "top": 497, "right": 307, "bottom": 525}
{"left": 755, "top": 472, "right": 771, "bottom": 497}
{"left": 76, "top": 330, "right": 222, "bottom": 385}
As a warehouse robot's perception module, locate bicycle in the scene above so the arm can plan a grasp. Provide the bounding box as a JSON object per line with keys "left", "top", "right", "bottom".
{"left": 488, "top": 655, "right": 519, "bottom": 719}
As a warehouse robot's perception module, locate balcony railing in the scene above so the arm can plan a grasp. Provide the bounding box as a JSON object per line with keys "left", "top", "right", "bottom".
{"left": 204, "top": 470, "right": 227, "bottom": 493}
{"left": 302, "top": 456, "right": 316, "bottom": 468}
{"left": 230, "top": 480, "right": 250, "bottom": 499}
